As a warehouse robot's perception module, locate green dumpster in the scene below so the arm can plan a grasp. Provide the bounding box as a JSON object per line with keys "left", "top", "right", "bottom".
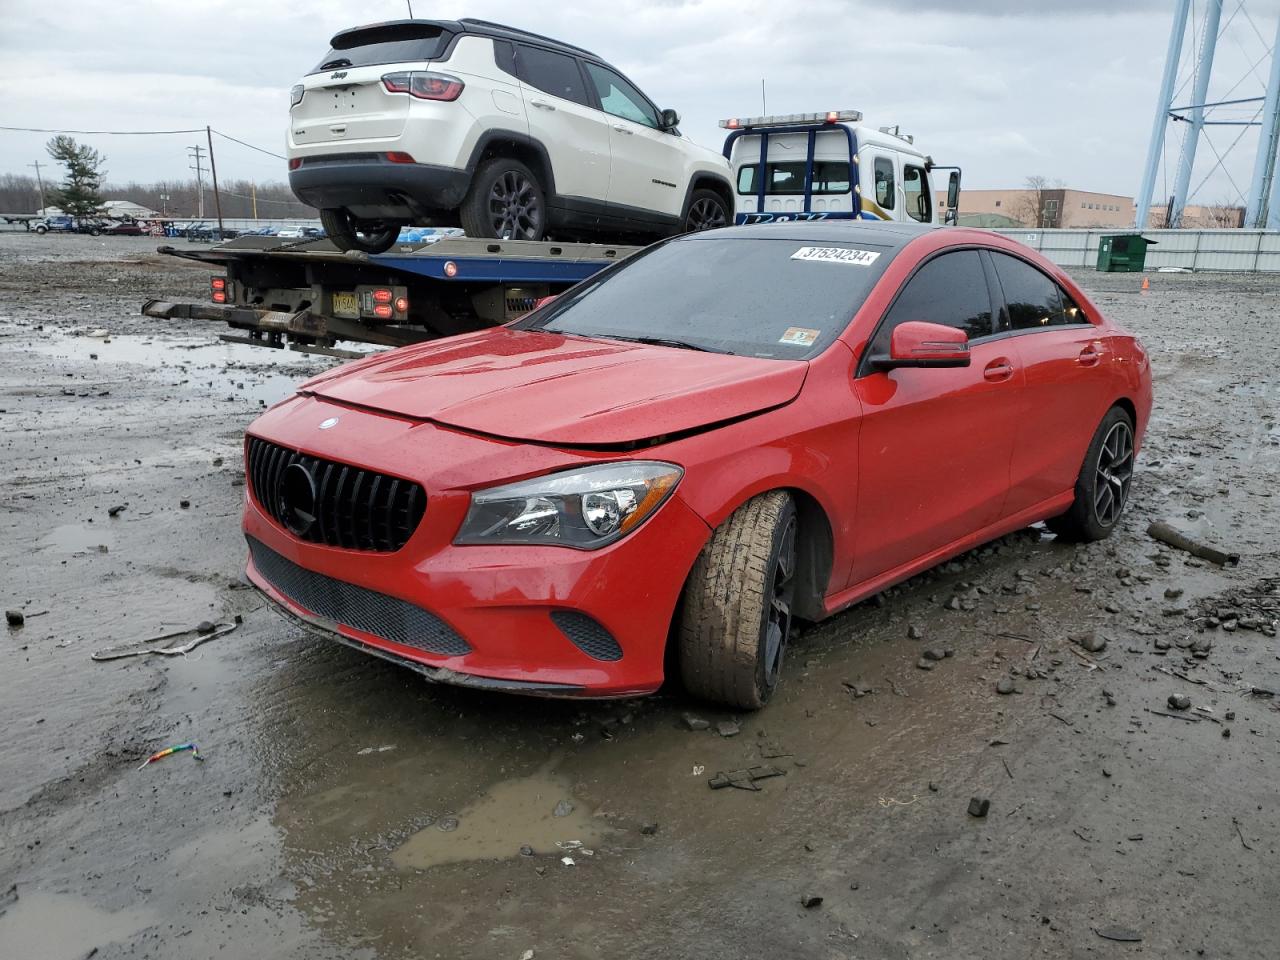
{"left": 1096, "top": 234, "right": 1156, "bottom": 272}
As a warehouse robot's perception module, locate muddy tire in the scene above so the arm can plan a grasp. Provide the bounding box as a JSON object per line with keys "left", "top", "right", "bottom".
{"left": 1046, "top": 406, "right": 1136, "bottom": 542}
{"left": 460, "top": 158, "right": 546, "bottom": 241}
{"left": 319, "top": 208, "right": 402, "bottom": 254}
{"left": 679, "top": 491, "right": 798, "bottom": 710}
{"left": 683, "top": 188, "right": 729, "bottom": 233}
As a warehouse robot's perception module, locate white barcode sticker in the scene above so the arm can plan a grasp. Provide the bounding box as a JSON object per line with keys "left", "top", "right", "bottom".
{"left": 790, "top": 246, "right": 880, "bottom": 266}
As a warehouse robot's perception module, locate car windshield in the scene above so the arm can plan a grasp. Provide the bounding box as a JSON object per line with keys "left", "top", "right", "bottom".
{"left": 517, "top": 235, "right": 897, "bottom": 359}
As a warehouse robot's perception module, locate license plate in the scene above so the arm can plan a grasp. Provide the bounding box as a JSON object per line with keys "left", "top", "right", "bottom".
{"left": 331, "top": 291, "right": 359, "bottom": 318}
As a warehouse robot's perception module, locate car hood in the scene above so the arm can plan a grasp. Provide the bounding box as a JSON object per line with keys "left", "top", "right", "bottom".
{"left": 302, "top": 327, "right": 807, "bottom": 446}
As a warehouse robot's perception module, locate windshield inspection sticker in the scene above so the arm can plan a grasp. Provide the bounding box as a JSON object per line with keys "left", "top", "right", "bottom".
{"left": 779, "top": 327, "right": 820, "bottom": 346}
{"left": 791, "top": 246, "right": 880, "bottom": 266}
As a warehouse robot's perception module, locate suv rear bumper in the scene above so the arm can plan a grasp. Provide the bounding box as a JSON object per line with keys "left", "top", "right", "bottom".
{"left": 289, "top": 156, "right": 470, "bottom": 220}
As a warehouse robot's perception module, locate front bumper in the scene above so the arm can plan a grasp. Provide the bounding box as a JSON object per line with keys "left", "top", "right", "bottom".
{"left": 288, "top": 156, "right": 470, "bottom": 220}
{"left": 242, "top": 405, "right": 711, "bottom": 698}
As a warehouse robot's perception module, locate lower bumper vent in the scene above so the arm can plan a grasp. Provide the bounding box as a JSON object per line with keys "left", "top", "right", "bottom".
{"left": 551, "top": 610, "right": 623, "bottom": 662}
{"left": 248, "top": 536, "right": 471, "bottom": 656}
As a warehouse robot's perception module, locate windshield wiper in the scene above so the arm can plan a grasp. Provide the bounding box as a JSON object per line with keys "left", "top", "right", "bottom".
{"left": 320, "top": 58, "right": 353, "bottom": 69}
{"left": 599, "top": 334, "right": 732, "bottom": 355}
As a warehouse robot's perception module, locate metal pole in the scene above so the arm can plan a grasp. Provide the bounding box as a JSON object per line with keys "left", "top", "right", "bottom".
{"left": 1136, "top": 0, "right": 1191, "bottom": 229}
{"left": 1268, "top": 144, "right": 1280, "bottom": 227}
{"left": 1245, "top": 18, "right": 1280, "bottom": 227}
{"left": 1170, "top": 0, "right": 1225, "bottom": 228}
{"left": 206, "top": 126, "right": 225, "bottom": 236}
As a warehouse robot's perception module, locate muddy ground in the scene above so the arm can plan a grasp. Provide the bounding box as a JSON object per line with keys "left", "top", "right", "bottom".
{"left": 0, "top": 230, "right": 1277, "bottom": 960}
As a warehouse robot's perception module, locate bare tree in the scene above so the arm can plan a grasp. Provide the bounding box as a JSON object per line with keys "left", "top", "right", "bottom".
{"left": 1013, "top": 175, "right": 1050, "bottom": 228}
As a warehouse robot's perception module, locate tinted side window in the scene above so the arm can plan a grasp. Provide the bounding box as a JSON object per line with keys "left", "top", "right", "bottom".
{"left": 582, "top": 63, "right": 660, "bottom": 128}
{"left": 873, "top": 157, "right": 895, "bottom": 210}
{"left": 517, "top": 45, "right": 589, "bottom": 106}
{"left": 493, "top": 40, "right": 517, "bottom": 78}
{"left": 872, "top": 251, "right": 993, "bottom": 354}
{"left": 990, "top": 252, "right": 1067, "bottom": 330}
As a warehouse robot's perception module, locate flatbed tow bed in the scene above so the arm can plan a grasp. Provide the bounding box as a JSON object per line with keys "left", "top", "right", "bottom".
{"left": 143, "top": 234, "right": 641, "bottom": 356}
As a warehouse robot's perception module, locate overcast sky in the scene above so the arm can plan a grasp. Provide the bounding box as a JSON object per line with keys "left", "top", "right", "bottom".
{"left": 5, "top": 0, "right": 1280, "bottom": 209}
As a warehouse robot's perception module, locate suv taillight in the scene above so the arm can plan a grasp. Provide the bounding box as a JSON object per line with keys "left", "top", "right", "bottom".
{"left": 290, "top": 84, "right": 305, "bottom": 107}
{"left": 381, "top": 71, "right": 465, "bottom": 102}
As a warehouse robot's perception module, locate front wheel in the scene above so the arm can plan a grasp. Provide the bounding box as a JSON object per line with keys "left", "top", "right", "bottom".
{"left": 683, "top": 189, "right": 729, "bottom": 233}
{"left": 679, "top": 491, "right": 798, "bottom": 709}
{"left": 34, "top": 225, "right": 47, "bottom": 234}
{"left": 319, "top": 208, "right": 403, "bottom": 254}
{"left": 1046, "top": 407, "right": 1136, "bottom": 541}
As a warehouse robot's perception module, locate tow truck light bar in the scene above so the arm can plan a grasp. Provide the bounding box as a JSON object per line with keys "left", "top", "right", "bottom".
{"left": 719, "top": 110, "right": 862, "bottom": 130}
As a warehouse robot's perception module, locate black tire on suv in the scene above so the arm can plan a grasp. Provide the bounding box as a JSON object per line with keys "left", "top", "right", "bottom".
{"left": 460, "top": 158, "right": 546, "bottom": 241}
{"left": 683, "top": 189, "right": 730, "bottom": 233}
{"left": 320, "top": 209, "right": 404, "bottom": 254}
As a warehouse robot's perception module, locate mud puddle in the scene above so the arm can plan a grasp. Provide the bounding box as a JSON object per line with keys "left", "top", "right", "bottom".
{"left": 391, "top": 764, "right": 608, "bottom": 869}
{"left": 38, "top": 522, "right": 113, "bottom": 554}
{"left": 0, "top": 889, "right": 154, "bottom": 960}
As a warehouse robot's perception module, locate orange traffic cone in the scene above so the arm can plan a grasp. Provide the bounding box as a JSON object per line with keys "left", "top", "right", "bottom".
{"left": 1141, "top": 276, "right": 1150, "bottom": 292}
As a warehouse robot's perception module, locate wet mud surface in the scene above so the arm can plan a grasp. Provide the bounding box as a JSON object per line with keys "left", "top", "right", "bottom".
{"left": 1, "top": 233, "right": 1278, "bottom": 959}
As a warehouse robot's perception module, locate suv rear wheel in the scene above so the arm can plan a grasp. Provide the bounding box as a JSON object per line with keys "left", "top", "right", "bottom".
{"left": 461, "top": 158, "right": 546, "bottom": 241}
{"left": 320, "top": 209, "right": 404, "bottom": 254}
{"left": 683, "top": 189, "right": 729, "bottom": 233}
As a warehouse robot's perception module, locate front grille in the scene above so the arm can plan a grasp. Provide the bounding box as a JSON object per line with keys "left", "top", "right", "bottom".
{"left": 248, "top": 536, "right": 471, "bottom": 656}
{"left": 246, "top": 436, "right": 426, "bottom": 552}
{"left": 551, "top": 611, "right": 623, "bottom": 662}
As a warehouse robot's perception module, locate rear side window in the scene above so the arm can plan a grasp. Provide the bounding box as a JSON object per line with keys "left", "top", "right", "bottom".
{"left": 493, "top": 40, "right": 518, "bottom": 78}
{"left": 990, "top": 252, "right": 1074, "bottom": 330}
{"left": 517, "top": 45, "right": 589, "bottom": 106}
{"left": 871, "top": 250, "right": 994, "bottom": 354}
{"left": 873, "top": 157, "right": 895, "bottom": 210}
{"left": 313, "top": 24, "right": 451, "bottom": 72}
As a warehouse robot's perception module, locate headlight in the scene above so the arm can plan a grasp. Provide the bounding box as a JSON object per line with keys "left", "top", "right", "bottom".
{"left": 290, "top": 84, "right": 305, "bottom": 107}
{"left": 455, "top": 462, "right": 683, "bottom": 550}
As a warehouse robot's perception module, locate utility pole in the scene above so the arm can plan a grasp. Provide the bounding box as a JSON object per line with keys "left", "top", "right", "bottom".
{"left": 27, "top": 160, "right": 47, "bottom": 213}
{"left": 251, "top": 182, "right": 258, "bottom": 219}
{"left": 188, "top": 145, "right": 206, "bottom": 218}
{"left": 205, "top": 126, "right": 225, "bottom": 235}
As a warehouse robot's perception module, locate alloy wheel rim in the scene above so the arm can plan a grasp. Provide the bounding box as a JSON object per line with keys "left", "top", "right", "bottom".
{"left": 488, "top": 172, "right": 541, "bottom": 240}
{"left": 1094, "top": 421, "right": 1134, "bottom": 527}
{"left": 687, "top": 197, "right": 727, "bottom": 232}
{"left": 763, "top": 516, "right": 797, "bottom": 689}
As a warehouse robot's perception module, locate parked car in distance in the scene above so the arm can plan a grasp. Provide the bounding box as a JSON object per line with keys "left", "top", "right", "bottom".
{"left": 242, "top": 223, "right": 1152, "bottom": 709}
{"left": 287, "top": 18, "right": 734, "bottom": 252}
{"left": 186, "top": 223, "right": 241, "bottom": 242}
{"left": 102, "top": 220, "right": 146, "bottom": 236}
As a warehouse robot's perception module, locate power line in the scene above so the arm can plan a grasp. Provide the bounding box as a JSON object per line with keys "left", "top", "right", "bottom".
{"left": 0, "top": 125, "right": 204, "bottom": 135}
{"left": 209, "top": 129, "right": 286, "bottom": 161}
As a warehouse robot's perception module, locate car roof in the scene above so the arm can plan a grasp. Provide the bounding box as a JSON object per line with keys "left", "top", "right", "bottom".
{"left": 331, "top": 18, "right": 600, "bottom": 61}
{"left": 680, "top": 221, "right": 941, "bottom": 248}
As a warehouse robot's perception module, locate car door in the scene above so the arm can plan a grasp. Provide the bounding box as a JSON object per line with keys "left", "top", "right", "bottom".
{"left": 987, "top": 250, "right": 1116, "bottom": 515}
{"left": 850, "top": 249, "right": 1022, "bottom": 584}
{"left": 862, "top": 150, "right": 898, "bottom": 220}
{"left": 580, "top": 61, "right": 685, "bottom": 222}
{"left": 514, "top": 44, "right": 612, "bottom": 209}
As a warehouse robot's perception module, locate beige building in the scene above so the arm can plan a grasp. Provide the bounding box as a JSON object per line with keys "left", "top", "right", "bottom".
{"left": 937, "top": 188, "right": 1135, "bottom": 228}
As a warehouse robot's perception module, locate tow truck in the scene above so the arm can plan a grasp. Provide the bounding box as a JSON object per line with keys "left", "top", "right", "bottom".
{"left": 142, "top": 110, "right": 960, "bottom": 355}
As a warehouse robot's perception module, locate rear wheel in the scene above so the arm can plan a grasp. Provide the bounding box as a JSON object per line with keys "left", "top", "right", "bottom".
{"left": 1046, "top": 406, "right": 1136, "bottom": 541}
{"left": 679, "top": 491, "right": 797, "bottom": 709}
{"left": 460, "top": 158, "right": 546, "bottom": 241}
{"left": 683, "top": 189, "right": 729, "bottom": 233}
{"left": 319, "top": 208, "right": 403, "bottom": 254}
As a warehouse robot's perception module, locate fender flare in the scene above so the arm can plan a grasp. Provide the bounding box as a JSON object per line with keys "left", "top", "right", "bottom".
{"left": 680, "top": 173, "right": 735, "bottom": 222}
{"left": 464, "top": 129, "right": 558, "bottom": 197}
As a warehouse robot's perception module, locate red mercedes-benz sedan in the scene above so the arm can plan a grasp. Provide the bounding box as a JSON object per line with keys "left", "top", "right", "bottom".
{"left": 242, "top": 223, "right": 1152, "bottom": 708}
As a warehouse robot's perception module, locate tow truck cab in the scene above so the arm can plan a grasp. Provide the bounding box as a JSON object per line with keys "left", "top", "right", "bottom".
{"left": 721, "top": 110, "right": 960, "bottom": 226}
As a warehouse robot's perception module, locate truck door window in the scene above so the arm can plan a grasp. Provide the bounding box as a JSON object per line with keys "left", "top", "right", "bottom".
{"left": 583, "top": 63, "right": 660, "bottom": 128}
{"left": 874, "top": 157, "right": 895, "bottom": 210}
{"left": 517, "top": 45, "right": 590, "bottom": 106}
{"left": 904, "top": 165, "right": 931, "bottom": 223}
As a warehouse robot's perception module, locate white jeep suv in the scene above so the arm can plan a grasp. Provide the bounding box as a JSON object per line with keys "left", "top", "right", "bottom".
{"left": 287, "top": 18, "right": 734, "bottom": 253}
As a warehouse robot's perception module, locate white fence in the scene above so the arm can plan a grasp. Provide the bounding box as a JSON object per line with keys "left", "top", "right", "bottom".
{"left": 992, "top": 228, "right": 1280, "bottom": 272}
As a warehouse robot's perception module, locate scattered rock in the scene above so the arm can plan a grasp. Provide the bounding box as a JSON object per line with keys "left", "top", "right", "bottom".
{"left": 437, "top": 817, "right": 459, "bottom": 832}
{"left": 5, "top": 610, "right": 23, "bottom": 628}
{"left": 715, "top": 720, "right": 741, "bottom": 738}
{"left": 800, "top": 894, "right": 823, "bottom": 909}
{"left": 552, "top": 799, "right": 574, "bottom": 818}
{"left": 196, "top": 620, "right": 216, "bottom": 635}
{"left": 944, "top": 596, "right": 962, "bottom": 611}
{"left": 519, "top": 844, "right": 534, "bottom": 857}
{"left": 639, "top": 823, "right": 658, "bottom": 836}
{"left": 107, "top": 504, "right": 126, "bottom": 517}
{"left": 908, "top": 624, "right": 924, "bottom": 640}
{"left": 1073, "top": 631, "right": 1107, "bottom": 653}
{"left": 916, "top": 657, "right": 934, "bottom": 671}
{"left": 967, "top": 796, "right": 990, "bottom": 818}
{"left": 1164, "top": 587, "right": 1184, "bottom": 599}
{"left": 1168, "top": 694, "right": 1191, "bottom": 711}
{"left": 179, "top": 499, "right": 190, "bottom": 509}
{"left": 995, "top": 677, "right": 1016, "bottom": 695}
{"left": 682, "top": 713, "right": 710, "bottom": 731}
{"left": 922, "top": 647, "right": 947, "bottom": 662}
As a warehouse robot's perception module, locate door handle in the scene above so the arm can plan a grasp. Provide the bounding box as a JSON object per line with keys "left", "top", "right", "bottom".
{"left": 529, "top": 99, "right": 556, "bottom": 111}
{"left": 983, "top": 358, "right": 1014, "bottom": 382}
{"left": 612, "top": 124, "right": 634, "bottom": 135}
{"left": 1077, "top": 343, "right": 1103, "bottom": 366}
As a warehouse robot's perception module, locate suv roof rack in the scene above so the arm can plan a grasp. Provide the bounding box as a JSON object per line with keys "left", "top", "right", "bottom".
{"left": 457, "top": 17, "right": 599, "bottom": 59}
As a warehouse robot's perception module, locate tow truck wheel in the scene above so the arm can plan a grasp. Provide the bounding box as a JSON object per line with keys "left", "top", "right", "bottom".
{"left": 34, "top": 224, "right": 47, "bottom": 234}
{"left": 683, "top": 189, "right": 729, "bottom": 233}
{"left": 320, "top": 209, "right": 403, "bottom": 254}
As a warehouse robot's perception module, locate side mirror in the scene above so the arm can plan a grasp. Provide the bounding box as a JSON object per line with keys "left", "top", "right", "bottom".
{"left": 946, "top": 171, "right": 960, "bottom": 209}
{"left": 873, "top": 321, "right": 970, "bottom": 369}
{"left": 660, "top": 108, "right": 680, "bottom": 131}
